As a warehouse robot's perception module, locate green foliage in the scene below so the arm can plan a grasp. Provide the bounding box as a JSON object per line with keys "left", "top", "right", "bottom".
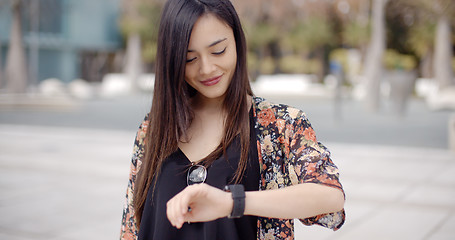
{"left": 247, "top": 54, "right": 276, "bottom": 76}
{"left": 143, "top": 41, "right": 158, "bottom": 63}
{"left": 117, "top": 0, "right": 453, "bottom": 75}
{"left": 125, "top": 2, "right": 161, "bottom": 36}
{"left": 244, "top": 22, "right": 279, "bottom": 51}
{"left": 283, "top": 17, "right": 335, "bottom": 53}
{"left": 139, "top": 4, "right": 162, "bottom": 41}
{"left": 247, "top": 51, "right": 258, "bottom": 74}
{"left": 397, "top": 0, "right": 455, "bottom": 22}
{"left": 259, "top": 57, "right": 275, "bottom": 75}
{"left": 383, "top": 49, "right": 417, "bottom": 70}
{"left": 279, "top": 55, "right": 320, "bottom": 74}
{"left": 119, "top": 1, "right": 162, "bottom": 63}
{"left": 246, "top": 51, "right": 265, "bottom": 79}
{"left": 343, "top": 21, "right": 370, "bottom": 47}
{"left": 408, "top": 21, "right": 435, "bottom": 57}
{"left": 279, "top": 55, "right": 306, "bottom": 74}
{"left": 329, "top": 48, "right": 349, "bottom": 73}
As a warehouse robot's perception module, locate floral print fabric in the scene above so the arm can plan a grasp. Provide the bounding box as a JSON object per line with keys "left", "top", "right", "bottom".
{"left": 253, "top": 97, "right": 345, "bottom": 239}
{"left": 120, "top": 119, "right": 147, "bottom": 240}
{"left": 120, "top": 96, "right": 345, "bottom": 240}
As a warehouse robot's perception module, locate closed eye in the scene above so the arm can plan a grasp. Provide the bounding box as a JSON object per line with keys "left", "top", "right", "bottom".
{"left": 186, "top": 57, "right": 197, "bottom": 63}
{"left": 186, "top": 46, "right": 226, "bottom": 63}
{"left": 213, "top": 47, "right": 226, "bottom": 55}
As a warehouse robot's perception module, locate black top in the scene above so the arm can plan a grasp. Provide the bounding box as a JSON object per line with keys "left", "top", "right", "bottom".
{"left": 138, "top": 110, "right": 260, "bottom": 240}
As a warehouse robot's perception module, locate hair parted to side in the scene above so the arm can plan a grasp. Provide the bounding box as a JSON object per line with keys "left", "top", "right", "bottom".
{"left": 133, "top": 0, "right": 253, "bottom": 228}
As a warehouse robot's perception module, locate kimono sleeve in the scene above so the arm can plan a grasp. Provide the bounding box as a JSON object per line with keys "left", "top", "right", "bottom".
{"left": 289, "top": 112, "right": 345, "bottom": 231}
{"left": 120, "top": 116, "right": 149, "bottom": 240}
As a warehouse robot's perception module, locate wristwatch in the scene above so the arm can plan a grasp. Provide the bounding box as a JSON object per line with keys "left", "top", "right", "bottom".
{"left": 224, "top": 184, "right": 245, "bottom": 218}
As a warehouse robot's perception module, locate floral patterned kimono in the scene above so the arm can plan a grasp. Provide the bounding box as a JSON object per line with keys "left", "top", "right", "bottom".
{"left": 120, "top": 96, "right": 345, "bottom": 240}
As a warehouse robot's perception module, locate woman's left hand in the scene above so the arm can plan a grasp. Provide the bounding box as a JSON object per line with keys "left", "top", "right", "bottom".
{"left": 166, "top": 183, "right": 233, "bottom": 229}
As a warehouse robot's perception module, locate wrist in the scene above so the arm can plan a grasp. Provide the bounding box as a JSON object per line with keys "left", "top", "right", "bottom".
{"left": 224, "top": 184, "right": 245, "bottom": 218}
{"left": 243, "top": 191, "right": 256, "bottom": 216}
{"left": 224, "top": 191, "right": 234, "bottom": 217}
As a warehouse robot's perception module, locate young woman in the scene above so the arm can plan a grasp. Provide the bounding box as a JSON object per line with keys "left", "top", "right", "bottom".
{"left": 120, "top": 0, "right": 345, "bottom": 239}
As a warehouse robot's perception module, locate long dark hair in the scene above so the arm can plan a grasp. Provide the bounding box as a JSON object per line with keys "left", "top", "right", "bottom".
{"left": 133, "top": 0, "right": 252, "bottom": 228}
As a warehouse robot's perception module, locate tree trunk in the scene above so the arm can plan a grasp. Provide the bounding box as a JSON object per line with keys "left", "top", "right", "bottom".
{"left": 5, "top": 0, "right": 28, "bottom": 93}
{"left": 124, "top": 33, "right": 143, "bottom": 93}
{"left": 433, "top": 15, "right": 454, "bottom": 88}
{"left": 420, "top": 50, "right": 433, "bottom": 79}
{"left": 0, "top": 38, "right": 3, "bottom": 89}
{"left": 363, "top": 0, "right": 387, "bottom": 112}
{"left": 316, "top": 48, "right": 325, "bottom": 82}
{"left": 269, "top": 41, "right": 282, "bottom": 74}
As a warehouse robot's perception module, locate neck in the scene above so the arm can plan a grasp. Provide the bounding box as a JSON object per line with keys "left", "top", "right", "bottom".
{"left": 192, "top": 94, "right": 225, "bottom": 114}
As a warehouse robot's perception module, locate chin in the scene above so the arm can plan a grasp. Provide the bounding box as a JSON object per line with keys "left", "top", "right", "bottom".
{"left": 198, "top": 86, "right": 230, "bottom": 100}
{"left": 200, "top": 92, "right": 227, "bottom": 100}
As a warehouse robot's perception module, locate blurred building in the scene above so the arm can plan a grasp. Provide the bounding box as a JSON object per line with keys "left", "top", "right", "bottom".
{"left": 0, "top": 0, "right": 122, "bottom": 85}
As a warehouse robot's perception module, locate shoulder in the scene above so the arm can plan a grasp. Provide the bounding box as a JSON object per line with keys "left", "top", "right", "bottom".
{"left": 253, "top": 96, "right": 307, "bottom": 123}
{"left": 135, "top": 113, "right": 150, "bottom": 146}
{"left": 131, "top": 113, "right": 150, "bottom": 169}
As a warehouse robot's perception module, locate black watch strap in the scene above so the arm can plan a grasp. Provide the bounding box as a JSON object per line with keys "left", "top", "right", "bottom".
{"left": 224, "top": 184, "right": 245, "bottom": 218}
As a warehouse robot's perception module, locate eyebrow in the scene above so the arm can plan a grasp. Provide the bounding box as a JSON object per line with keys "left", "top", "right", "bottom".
{"left": 188, "top": 38, "right": 227, "bottom": 52}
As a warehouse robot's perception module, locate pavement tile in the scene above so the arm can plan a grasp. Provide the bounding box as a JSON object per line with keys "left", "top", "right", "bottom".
{"left": 295, "top": 199, "right": 381, "bottom": 240}
{"left": 432, "top": 163, "right": 455, "bottom": 186}
{"left": 328, "top": 144, "right": 452, "bottom": 183}
{"left": 0, "top": 180, "right": 123, "bottom": 238}
{"left": 427, "top": 213, "right": 455, "bottom": 240}
{"left": 0, "top": 169, "right": 58, "bottom": 208}
{"left": 0, "top": 231, "right": 50, "bottom": 240}
{"left": 333, "top": 204, "right": 448, "bottom": 240}
{"left": 48, "top": 217, "right": 121, "bottom": 240}
{"left": 401, "top": 184, "right": 455, "bottom": 208}
{"left": 427, "top": 233, "right": 454, "bottom": 240}
{"left": 2, "top": 125, "right": 455, "bottom": 240}
{"left": 342, "top": 178, "right": 410, "bottom": 202}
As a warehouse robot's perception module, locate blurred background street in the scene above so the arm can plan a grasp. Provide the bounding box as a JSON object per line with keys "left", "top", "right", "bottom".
{"left": 1, "top": 0, "right": 455, "bottom": 239}
{"left": 0, "top": 94, "right": 452, "bottom": 149}
{"left": 1, "top": 94, "right": 454, "bottom": 240}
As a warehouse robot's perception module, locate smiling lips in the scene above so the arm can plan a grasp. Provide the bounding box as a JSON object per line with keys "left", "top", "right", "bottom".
{"left": 200, "top": 75, "right": 222, "bottom": 86}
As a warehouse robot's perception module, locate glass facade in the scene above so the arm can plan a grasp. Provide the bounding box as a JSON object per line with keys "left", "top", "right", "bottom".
{"left": 0, "top": 0, "right": 121, "bottom": 83}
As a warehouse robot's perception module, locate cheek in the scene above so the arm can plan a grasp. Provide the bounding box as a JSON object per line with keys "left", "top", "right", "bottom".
{"left": 230, "top": 61, "right": 237, "bottom": 77}
{"left": 227, "top": 51, "right": 237, "bottom": 73}
{"left": 184, "top": 65, "right": 194, "bottom": 82}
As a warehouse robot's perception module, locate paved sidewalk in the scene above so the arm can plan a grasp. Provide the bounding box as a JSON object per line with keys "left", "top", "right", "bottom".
{"left": 1, "top": 124, "right": 454, "bottom": 240}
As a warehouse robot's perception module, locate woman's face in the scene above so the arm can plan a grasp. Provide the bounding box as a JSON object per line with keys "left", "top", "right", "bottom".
{"left": 184, "top": 14, "right": 237, "bottom": 102}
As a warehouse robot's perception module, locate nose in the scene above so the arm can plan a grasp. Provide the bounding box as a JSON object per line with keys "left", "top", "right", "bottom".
{"left": 199, "top": 56, "right": 216, "bottom": 76}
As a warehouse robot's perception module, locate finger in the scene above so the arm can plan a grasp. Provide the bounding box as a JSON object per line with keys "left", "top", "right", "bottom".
{"left": 175, "top": 194, "right": 186, "bottom": 229}
{"left": 167, "top": 197, "right": 180, "bottom": 228}
{"left": 166, "top": 198, "right": 176, "bottom": 227}
{"left": 183, "top": 208, "right": 195, "bottom": 223}
{"left": 169, "top": 186, "right": 192, "bottom": 229}
{"left": 175, "top": 197, "right": 186, "bottom": 228}
{"left": 178, "top": 186, "right": 197, "bottom": 227}
{"left": 183, "top": 185, "right": 206, "bottom": 221}
{"left": 180, "top": 189, "right": 192, "bottom": 215}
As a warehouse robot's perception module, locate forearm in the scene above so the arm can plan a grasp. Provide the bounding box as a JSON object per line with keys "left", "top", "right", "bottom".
{"left": 243, "top": 183, "right": 345, "bottom": 219}
{"left": 166, "top": 183, "right": 345, "bottom": 228}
